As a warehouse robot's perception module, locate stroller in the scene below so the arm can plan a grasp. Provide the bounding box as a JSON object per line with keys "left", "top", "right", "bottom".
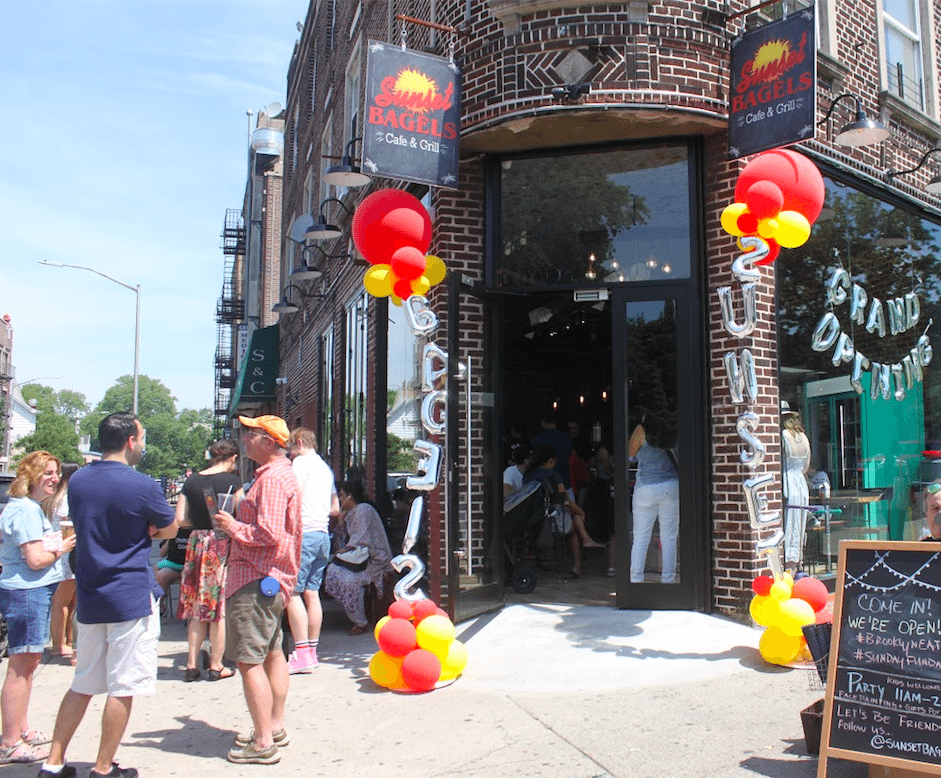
{"left": 502, "top": 478, "right": 565, "bottom": 593}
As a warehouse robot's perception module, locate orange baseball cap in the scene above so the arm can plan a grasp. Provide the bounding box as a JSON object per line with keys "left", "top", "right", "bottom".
{"left": 238, "top": 415, "right": 290, "bottom": 447}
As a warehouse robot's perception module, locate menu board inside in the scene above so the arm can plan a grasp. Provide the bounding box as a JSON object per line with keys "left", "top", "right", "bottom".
{"left": 818, "top": 541, "right": 941, "bottom": 776}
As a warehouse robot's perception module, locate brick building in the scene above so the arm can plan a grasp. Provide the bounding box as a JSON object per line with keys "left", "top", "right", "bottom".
{"left": 261, "top": 0, "right": 940, "bottom": 622}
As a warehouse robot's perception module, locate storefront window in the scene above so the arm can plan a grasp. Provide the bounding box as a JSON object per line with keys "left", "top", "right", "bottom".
{"left": 777, "top": 174, "right": 941, "bottom": 574}
{"left": 320, "top": 326, "right": 334, "bottom": 457}
{"left": 345, "top": 293, "right": 369, "bottom": 480}
{"left": 498, "top": 143, "right": 692, "bottom": 288}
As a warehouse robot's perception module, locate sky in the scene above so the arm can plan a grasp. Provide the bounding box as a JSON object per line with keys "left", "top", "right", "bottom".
{"left": 0, "top": 0, "right": 310, "bottom": 412}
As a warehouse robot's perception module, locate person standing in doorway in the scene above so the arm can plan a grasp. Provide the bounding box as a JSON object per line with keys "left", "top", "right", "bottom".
{"left": 781, "top": 401, "right": 811, "bottom": 572}
{"left": 40, "top": 413, "right": 177, "bottom": 778}
{"left": 285, "top": 427, "right": 338, "bottom": 674}
{"left": 213, "top": 415, "right": 301, "bottom": 766}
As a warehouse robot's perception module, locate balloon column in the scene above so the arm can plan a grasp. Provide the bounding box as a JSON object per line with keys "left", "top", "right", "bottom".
{"left": 368, "top": 599, "right": 469, "bottom": 692}
{"left": 750, "top": 573, "right": 830, "bottom": 665}
{"left": 353, "top": 189, "right": 448, "bottom": 305}
{"left": 716, "top": 149, "right": 825, "bottom": 662}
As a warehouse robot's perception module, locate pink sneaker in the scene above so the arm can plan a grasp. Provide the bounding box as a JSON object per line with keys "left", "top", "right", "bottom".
{"left": 287, "top": 648, "right": 312, "bottom": 674}
{"left": 308, "top": 647, "right": 319, "bottom": 668}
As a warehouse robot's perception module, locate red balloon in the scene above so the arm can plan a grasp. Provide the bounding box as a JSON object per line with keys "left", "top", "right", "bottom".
{"left": 434, "top": 607, "right": 449, "bottom": 619}
{"left": 744, "top": 180, "right": 784, "bottom": 220}
{"left": 792, "top": 576, "right": 829, "bottom": 613}
{"left": 737, "top": 212, "right": 758, "bottom": 235}
{"left": 389, "top": 245, "right": 427, "bottom": 281}
{"left": 351, "top": 189, "right": 432, "bottom": 266}
{"left": 754, "top": 238, "right": 780, "bottom": 265}
{"left": 814, "top": 609, "right": 833, "bottom": 625}
{"left": 735, "top": 149, "right": 825, "bottom": 225}
{"left": 377, "top": 618, "right": 417, "bottom": 657}
{"left": 401, "top": 648, "right": 442, "bottom": 692}
{"left": 388, "top": 600, "right": 414, "bottom": 620}
{"left": 752, "top": 575, "right": 774, "bottom": 596}
{"left": 393, "top": 277, "right": 413, "bottom": 300}
{"left": 411, "top": 599, "right": 439, "bottom": 624}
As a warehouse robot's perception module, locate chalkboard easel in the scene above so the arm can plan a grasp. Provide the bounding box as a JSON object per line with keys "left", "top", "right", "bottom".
{"left": 817, "top": 541, "right": 941, "bottom": 778}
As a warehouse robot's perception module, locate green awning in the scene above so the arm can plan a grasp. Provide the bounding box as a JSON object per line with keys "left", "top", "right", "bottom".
{"left": 228, "top": 324, "right": 279, "bottom": 417}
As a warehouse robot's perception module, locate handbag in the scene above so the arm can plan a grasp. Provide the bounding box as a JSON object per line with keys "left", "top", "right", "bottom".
{"left": 333, "top": 546, "right": 369, "bottom": 572}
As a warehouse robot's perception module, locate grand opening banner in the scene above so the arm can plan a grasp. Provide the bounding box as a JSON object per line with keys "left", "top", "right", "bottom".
{"left": 728, "top": 8, "right": 816, "bottom": 159}
{"left": 363, "top": 41, "right": 461, "bottom": 190}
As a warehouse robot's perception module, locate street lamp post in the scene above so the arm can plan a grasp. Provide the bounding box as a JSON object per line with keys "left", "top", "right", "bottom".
{"left": 40, "top": 262, "right": 141, "bottom": 415}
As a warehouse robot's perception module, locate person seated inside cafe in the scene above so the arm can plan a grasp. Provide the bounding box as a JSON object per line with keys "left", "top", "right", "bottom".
{"left": 923, "top": 480, "right": 941, "bottom": 542}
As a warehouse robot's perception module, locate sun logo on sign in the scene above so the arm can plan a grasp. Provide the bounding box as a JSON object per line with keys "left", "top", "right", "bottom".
{"left": 393, "top": 68, "right": 438, "bottom": 112}
{"left": 750, "top": 39, "right": 792, "bottom": 82}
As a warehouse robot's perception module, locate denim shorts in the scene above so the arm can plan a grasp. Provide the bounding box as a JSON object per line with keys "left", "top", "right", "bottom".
{"left": 295, "top": 531, "right": 330, "bottom": 593}
{"left": 0, "top": 583, "right": 56, "bottom": 654}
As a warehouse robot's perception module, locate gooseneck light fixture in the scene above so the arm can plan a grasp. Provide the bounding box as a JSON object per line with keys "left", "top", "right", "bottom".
{"left": 323, "top": 137, "right": 370, "bottom": 188}
{"left": 290, "top": 245, "right": 324, "bottom": 282}
{"left": 888, "top": 148, "right": 941, "bottom": 195}
{"left": 817, "top": 93, "right": 890, "bottom": 147}
{"left": 304, "top": 198, "right": 355, "bottom": 241}
{"left": 271, "top": 283, "right": 324, "bottom": 315}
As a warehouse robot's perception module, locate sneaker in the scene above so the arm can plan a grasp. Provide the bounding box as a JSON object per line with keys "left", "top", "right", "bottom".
{"left": 234, "top": 728, "right": 290, "bottom": 748}
{"left": 37, "top": 766, "right": 77, "bottom": 778}
{"left": 227, "top": 742, "right": 280, "bottom": 765}
{"left": 89, "top": 765, "right": 138, "bottom": 778}
{"left": 308, "top": 646, "right": 319, "bottom": 667}
{"left": 287, "top": 648, "right": 312, "bottom": 674}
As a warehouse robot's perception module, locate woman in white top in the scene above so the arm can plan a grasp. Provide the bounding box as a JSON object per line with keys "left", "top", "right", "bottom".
{"left": 781, "top": 402, "right": 811, "bottom": 572}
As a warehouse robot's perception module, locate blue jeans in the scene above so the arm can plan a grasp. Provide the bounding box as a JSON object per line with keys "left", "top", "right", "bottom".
{"left": 0, "top": 583, "right": 56, "bottom": 654}
{"left": 295, "top": 531, "right": 330, "bottom": 592}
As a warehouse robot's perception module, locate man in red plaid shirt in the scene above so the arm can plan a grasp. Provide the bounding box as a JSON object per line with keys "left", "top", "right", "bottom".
{"left": 214, "top": 415, "right": 301, "bottom": 766}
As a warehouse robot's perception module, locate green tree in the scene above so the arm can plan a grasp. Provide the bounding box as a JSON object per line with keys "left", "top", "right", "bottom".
{"left": 387, "top": 432, "right": 416, "bottom": 472}
{"left": 14, "top": 385, "right": 88, "bottom": 464}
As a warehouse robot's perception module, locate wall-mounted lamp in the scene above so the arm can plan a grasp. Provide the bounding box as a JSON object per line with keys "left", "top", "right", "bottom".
{"left": 290, "top": 245, "right": 324, "bottom": 282}
{"left": 550, "top": 83, "right": 591, "bottom": 101}
{"left": 817, "top": 93, "right": 890, "bottom": 147}
{"left": 323, "top": 137, "right": 370, "bottom": 188}
{"left": 271, "top": 283, "right": 324, "bottom": 315}
{"left": 888, "top": 148, "right": 941, "bottom": 195}
{"left": 304, "top": 198, "right": 355, "bottom": 241}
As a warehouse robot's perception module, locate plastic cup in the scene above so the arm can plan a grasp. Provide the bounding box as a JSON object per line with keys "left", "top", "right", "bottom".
{"left": 60, "top": 520, "right": 74, "bottom": 540}
{"left": 217, "top": 493, "right": 235, "bottom": 515}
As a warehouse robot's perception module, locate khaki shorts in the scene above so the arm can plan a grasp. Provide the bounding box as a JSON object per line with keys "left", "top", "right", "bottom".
{"left": 225, "top": 581, "right": 285, "bottom": 665}
{"left": 72, "top": 597, "right": 160, "bottom": 697}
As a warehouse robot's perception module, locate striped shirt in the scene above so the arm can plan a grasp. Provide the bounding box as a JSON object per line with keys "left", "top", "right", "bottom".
{"left": 225, "top": 456, "right": 301, "bottom": 602}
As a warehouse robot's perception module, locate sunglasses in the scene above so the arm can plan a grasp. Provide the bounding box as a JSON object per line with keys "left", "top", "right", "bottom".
{"left": 926, "top": 483, "right": 941, "bottom": 494}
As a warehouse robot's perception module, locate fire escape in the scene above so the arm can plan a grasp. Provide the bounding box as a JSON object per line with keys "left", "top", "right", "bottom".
{"left": 214, "top": 209, "right": 245, "bottom": 437}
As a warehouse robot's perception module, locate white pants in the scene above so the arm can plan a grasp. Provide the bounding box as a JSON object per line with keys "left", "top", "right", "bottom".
{"left": 630, "top": 480, "right": 680, "bottom": 583}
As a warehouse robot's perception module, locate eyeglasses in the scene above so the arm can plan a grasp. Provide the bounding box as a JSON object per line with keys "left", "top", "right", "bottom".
{"left": 926, "top": 482, "right": 941, "bottom": 494}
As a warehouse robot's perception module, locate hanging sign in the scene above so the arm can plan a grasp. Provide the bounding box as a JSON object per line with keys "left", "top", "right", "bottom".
{"left": 363, "top": 41, "right": 461, "bottom": 189}
{"left": 728, "top": 7, "right": 816, "bottom": 159}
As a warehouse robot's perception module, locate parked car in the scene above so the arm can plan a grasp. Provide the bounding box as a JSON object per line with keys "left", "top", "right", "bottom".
{"left": 0, "top": 471, "right": 14, "bottom": 508}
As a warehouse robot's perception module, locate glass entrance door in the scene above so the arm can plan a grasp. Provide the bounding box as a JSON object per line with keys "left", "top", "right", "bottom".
{"left": 613, "top": 286, "right": 707, "bottom": 610}
{"left": 446, "top": 275, "right": 503, "bottom": 621}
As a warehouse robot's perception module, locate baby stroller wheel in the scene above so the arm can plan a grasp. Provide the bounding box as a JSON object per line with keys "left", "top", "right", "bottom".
{"left": 511, "top": 567, "right": 537, "bottom": 594}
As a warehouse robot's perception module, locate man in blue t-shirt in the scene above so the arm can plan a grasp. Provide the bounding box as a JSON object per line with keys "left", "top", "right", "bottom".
{"left": 40, "top": 413, "right": 177, "bottom": 778}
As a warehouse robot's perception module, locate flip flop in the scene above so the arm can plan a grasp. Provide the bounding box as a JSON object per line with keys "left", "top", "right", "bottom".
{"left": 0, "top": 739, "right": 50, "bottom": 764}
{"left": 21, "top": 730, "right": 52, "bottom": 746}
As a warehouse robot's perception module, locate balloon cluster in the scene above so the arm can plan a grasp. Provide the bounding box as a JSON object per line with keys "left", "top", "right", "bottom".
{"left": 351, "top": 189, "right": 447, "bottom": 305}
{"left": 750, "top": 573, "right": 830, "bottom": 665}
{"left": 368, "top": 599, "right": 468, "bottom": 693}
{"left": 720, "top": 149, "right": 825, "bottom": 266}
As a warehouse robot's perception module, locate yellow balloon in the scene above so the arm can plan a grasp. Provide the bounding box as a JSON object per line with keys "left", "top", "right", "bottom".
{"left": 749, "top": 594, "right": 779, "bottom": 627}
{"left": 424, "top": 255, "right": 447, "bottom": 285}
{"left": 759, "top": 626, "right": 802, "bottom": 665}
{"left": 368, "top": 650, "right": 404, "bottom": 688}
{"left": 775, "top": 210, "right": 811, "bottom": 248}
{"left": 390, "top": 293, "right": 403, "bottom": 307}
{"left": 363, "top": 265, "right": 393, "bottom": 298}
{"left": 720, "top": 203, "right": 749, "bottom": 237}
{"left": 778, "top": 598, "right": 816, "bottom": 637}
{"left": 374, "top": 616, "right": 391, "bottom": 643}
{"left": 439, "top": 639, "right": 468, "bottom": 681}
{"left": 757, "top": 217, "right": 779, "bottom": 240}
{"left": 769, "top": 579, "right": 792, "bottom": 602}
{"left": 412, "top": 275, "right": 431, "bottom": 296}
{"left": 416, "top": 615, "right": 456, "bottom": 661}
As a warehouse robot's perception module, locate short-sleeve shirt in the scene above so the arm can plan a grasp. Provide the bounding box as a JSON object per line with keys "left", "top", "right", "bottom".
{"left": 69, "top": 460, "right": 175, "bottom": 624}
{"left": 503, "top": 464, "right": 524, "bottom": 492}
{"left": 181, "top": 471, "right": 243, "bottom": 529}
{"left": 634, "top": 443, "right": 678, "bottom": 487}
{"left": 292, "top": 451, "right": 336, "bottom": 533}
{"left": 530, "top": 429, "right": 573, "bottom": 488}
{"left": 0, "top": 497, "right": 64, "bottom": 589}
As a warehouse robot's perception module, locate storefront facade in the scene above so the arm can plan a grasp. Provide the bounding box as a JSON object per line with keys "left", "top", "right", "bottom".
{"left": 274, "top": 0, "right": 941, "bottom": 623}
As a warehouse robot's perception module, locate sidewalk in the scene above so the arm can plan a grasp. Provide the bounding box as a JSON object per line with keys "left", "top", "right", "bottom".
{"left": 5, "top": 600, "right": 868, "bottom": 778}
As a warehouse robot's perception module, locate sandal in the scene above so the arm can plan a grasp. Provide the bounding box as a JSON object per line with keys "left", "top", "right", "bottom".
{"left": 183, "top": 667, "right": 200, "bottom": 682}
{"left": 21, "top": 729, "right": 52, "bottom": 746}
{"left": 0, "top": 739, "right": 50, "bottom": 764}
{"left": 207, "top": 666, "right": 236, "bottom": 681}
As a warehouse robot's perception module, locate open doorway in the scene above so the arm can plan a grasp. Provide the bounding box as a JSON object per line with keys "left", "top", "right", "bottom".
{"left": 501, "top": 291, "right": 617, "bottom": 606}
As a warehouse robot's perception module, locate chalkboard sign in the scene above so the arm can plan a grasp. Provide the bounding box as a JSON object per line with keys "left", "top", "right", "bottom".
{"left": 817, "top": 541, "right": 941, "bottom": 777}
